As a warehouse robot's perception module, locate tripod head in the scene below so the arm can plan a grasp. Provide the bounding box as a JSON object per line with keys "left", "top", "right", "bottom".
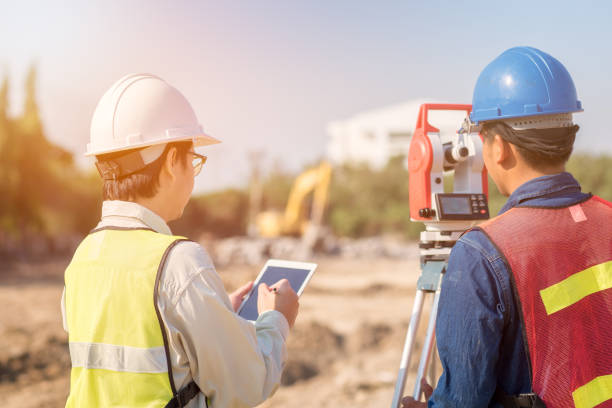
{"left": 408, "top": 104, "right": 489, "bottom": 232}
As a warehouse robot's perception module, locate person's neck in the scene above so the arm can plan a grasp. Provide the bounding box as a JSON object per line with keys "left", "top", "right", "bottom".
{"left": 134, "top": 195, "right": 173, "bottom": 223}
{"left": 506, "top": 164, "right": 565, "bottom": 196}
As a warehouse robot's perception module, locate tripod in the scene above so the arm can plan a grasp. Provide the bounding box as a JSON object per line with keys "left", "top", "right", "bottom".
{"left": 390, "top": 228, "right": 464, "bottom": 408}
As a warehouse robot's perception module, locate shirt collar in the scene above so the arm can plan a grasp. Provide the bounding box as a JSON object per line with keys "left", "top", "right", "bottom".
{"left": 101, "top": 200, "right": 172, "bottom": 235}
{"left": 499, "top": 172, "right": 582, "bottom": 214}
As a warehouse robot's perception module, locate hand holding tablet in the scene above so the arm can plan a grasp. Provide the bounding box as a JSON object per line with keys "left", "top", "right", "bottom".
{"left": 237, "top": 259, "right": 318, "bottom": 324}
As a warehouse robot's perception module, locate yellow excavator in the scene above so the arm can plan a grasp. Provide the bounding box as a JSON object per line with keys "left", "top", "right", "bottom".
{"left": 255, "top": 161, "right": 332, "bottom": 238}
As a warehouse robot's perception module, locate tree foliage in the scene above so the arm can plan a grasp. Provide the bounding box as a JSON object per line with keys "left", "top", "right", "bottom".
{"left": 327, "top": 156, "right": 422, "bottom": 238}
{"left": 567, "top": 153, "right": 612, "bottom": 200}
{"left": 0, "top": 67, "right": 101, "bottom": 253}
{"left": 170, "top": 188, "right": 249, "bottom": 239}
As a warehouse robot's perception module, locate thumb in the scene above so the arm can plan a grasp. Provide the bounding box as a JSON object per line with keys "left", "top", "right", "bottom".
{"left": 421, "top": 378, "right": 434, "bottom": 400}
{"left": 236, "top": 281, "right": 254, "bottom": 298}
{"left": 400, "top": 396, "right": 416, "bottom": 407}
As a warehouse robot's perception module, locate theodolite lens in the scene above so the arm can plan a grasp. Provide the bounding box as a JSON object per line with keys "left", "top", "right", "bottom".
{"left": 444, "top": 145, "right": 469, "bottom": 164}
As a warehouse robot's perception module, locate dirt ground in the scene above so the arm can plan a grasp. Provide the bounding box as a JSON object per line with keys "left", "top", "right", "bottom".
{"left": 0, "top": 249, "right": 440, "bottom": 407}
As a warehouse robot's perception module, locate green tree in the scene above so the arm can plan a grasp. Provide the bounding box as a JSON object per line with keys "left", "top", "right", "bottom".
{"left": 0, "top": 65, "right": 101, "bottom": 251}
{"left": 260, "top": 165, "right": 294, "bottom": 211}
{"left": 171, "top": 189, "right": 249, "bottom": 238}
{"left": 567, "top": 154, "right": 612, "bottom": 201}
{"left": 19, "top": 66, "right": 99, "bottom": 237}
{"left": 328, "top": 156, "right": 423, "bottom": 238}
{"left": 0, "top": 76, "right": 16, "bottom": 232}
{"left": 13, "top": 66, "right": 47, "bottom": 233}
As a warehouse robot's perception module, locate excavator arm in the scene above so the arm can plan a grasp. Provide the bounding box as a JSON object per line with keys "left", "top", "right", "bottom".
{"left": 282, "top": 161, "right": 332, "bottom": 234}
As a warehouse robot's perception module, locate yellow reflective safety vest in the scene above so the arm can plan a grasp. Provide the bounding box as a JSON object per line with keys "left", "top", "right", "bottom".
{"left": 64, "top": 227, "right": 204, "bottom": 408}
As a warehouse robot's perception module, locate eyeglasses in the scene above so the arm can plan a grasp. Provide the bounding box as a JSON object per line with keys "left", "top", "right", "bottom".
{"left": 190, "top": 152, "right": 207, "bottom": 176}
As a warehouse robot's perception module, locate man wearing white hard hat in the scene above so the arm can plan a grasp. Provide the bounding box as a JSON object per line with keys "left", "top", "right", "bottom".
{"left": 61, "top": 74, "right": 299, "bottom": 408}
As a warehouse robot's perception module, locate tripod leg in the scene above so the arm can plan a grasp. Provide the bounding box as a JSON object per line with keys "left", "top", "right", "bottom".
{"left": 412, "top": 289, "right": 442, "bottom": 400}
{"left": 390, "top": 290, "right": 427, "bottom": 408}
{"left": 428, "top": 338, "right": 437, "bottom": 386}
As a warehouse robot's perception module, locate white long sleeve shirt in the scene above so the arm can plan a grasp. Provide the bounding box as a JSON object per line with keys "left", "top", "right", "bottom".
{"left": 61, "top": 200, "right": 289, "bottom": 408}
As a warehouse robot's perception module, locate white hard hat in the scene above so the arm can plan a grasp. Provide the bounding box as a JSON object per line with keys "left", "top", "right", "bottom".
{"left": 87, "top": 73, "right": 220, "bottom": 157}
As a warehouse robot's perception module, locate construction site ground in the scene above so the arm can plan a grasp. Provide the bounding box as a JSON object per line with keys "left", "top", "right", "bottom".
{"left": 0, "top": 248, "right": 439, "bottom": 408}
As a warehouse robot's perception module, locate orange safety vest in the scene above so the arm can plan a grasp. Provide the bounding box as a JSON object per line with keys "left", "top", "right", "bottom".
{"left": 478, "top": 196, "right": 612, "bottom": 408}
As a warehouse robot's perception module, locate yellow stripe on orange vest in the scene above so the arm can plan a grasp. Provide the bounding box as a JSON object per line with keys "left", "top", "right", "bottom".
{"left": 540, "top": 260, "right": 612, "bottom": 315}
{"left": 572, "top": 374, "right": 612, "bottom": 408}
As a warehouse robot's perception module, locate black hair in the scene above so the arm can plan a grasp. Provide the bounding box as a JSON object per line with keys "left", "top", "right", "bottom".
{"left": 481, "top": 121, "right": 579, "bottom": 169}
{"left": 99, "top": 142, "right": 192, "bottom": 201}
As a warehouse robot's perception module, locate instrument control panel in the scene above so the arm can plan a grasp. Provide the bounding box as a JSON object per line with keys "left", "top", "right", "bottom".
{"left": 433, "top": 193, "right": 489, "bottom": 220}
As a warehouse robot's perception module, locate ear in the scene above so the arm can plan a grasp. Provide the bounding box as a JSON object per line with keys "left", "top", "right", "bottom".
{"left": 161, "top": 146, "right": 179, "bottom": 183}
{"left": 492, "top": 134, "right": 512, "bottom": 165}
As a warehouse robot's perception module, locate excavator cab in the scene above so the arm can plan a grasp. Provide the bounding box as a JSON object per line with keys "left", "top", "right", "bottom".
{"left": 255, "top": 162, "right": 332, "bottom": 238}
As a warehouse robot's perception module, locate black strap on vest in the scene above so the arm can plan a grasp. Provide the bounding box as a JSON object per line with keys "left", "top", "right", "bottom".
{"left": 494, "top": 387, "right": 546, "bottom": 408}
{"left": 154, "top": 239, "right": 209, "bottom": 408}
{"left": 164, "top": 380, "right": 205, "bottom": 408}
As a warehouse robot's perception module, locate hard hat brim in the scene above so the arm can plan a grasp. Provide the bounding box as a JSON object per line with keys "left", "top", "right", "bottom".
{"left": 85, "top": 129, "right": 220, "bottom": 157}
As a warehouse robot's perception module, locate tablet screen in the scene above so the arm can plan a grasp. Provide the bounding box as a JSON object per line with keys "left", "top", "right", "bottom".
{"left": 238, "top": 265, "right": 312, "bottom": 321}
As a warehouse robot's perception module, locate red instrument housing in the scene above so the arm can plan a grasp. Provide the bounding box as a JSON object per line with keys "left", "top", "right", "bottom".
{"left": 408, "top": 103, "right": 488, "bottom": 221}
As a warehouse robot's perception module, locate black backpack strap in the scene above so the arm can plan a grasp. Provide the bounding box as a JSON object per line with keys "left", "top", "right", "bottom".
{"left": 494, "top": 387, "right": 546, "bottom": 408}
{"left": 165, "top": 380, "right": 204, "bottom": 408}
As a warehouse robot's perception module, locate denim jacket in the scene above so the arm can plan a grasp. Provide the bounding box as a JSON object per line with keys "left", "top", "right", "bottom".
{"left": 429, "top": 172, "right": 591, "bottom": 407}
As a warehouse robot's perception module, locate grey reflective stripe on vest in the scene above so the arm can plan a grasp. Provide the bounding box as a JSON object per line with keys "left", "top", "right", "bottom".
{"left": 69, "top": 342, "right": 168, "bottom": 373}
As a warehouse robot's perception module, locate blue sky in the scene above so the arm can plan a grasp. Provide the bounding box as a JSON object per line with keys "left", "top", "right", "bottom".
{"left": 2, "top": 0, "right": 611, "bottom": 192}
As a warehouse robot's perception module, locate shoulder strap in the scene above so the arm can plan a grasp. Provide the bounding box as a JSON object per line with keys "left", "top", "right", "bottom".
{"left": 164, "top": 381, "right": 204, "bottom": 408}
{"left": 494, "top": 387, "right": 546, "bottom": 408}
{"left": 154, "top": 239, "right": 208, "bottom": 407}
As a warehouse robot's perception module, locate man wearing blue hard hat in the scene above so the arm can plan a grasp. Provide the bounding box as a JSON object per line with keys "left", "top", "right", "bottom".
{"left": 403, "top": 47, "right": 612, "bottom": 407}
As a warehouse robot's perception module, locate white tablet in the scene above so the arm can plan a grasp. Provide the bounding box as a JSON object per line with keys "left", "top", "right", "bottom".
{"left": 237, "top": 259, "right": 317, "bottom": 321}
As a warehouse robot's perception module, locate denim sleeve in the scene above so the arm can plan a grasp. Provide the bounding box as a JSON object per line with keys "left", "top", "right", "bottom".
{"left": 428, "top": 230, "right": 509, "bottom": 408}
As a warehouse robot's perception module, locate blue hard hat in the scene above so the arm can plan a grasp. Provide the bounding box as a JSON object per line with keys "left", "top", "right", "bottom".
{"left": 470, "top": 47, "right": 583, "bottom": 125}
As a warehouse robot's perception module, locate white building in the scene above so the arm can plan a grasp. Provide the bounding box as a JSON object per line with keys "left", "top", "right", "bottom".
{"left": 326, "top": 100, "right": 467, "bottom": 169}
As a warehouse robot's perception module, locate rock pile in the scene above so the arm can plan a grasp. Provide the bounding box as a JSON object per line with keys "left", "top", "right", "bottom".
{"left": 209, "top": 235, "right": 419, "bottom": 267}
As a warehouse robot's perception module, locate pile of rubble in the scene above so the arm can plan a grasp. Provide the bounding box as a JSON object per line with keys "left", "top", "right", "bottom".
{"left": 209, "top": 235, "right": 419, "bottom": 267}
{"left": 335, "top": 237, "right": 419, "bottom": 259}
{"left": 0, "top": 232, "right": 82, "bottom": 262}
